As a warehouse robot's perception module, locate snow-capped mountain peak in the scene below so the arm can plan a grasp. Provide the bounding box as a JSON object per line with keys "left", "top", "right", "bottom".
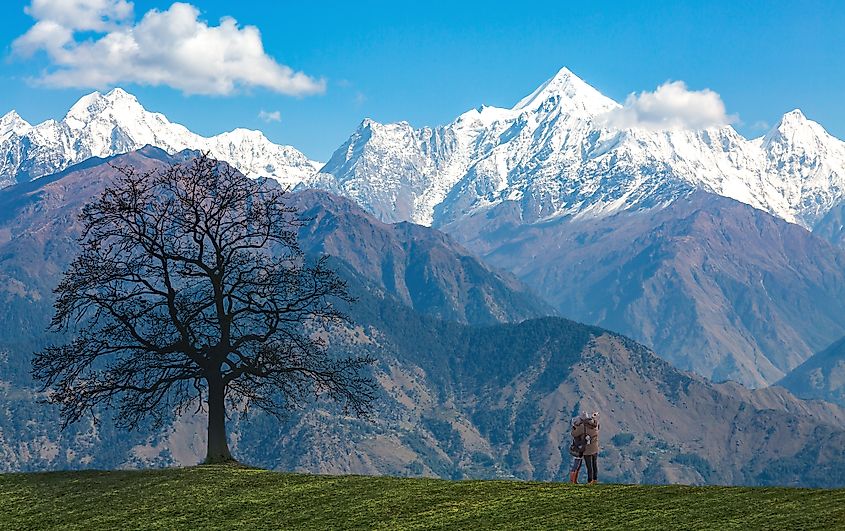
{"left": 0, "top": 111, "right": 31, "bottom": 139}
{"left": 750, "top": 109, "right": 845, "bottom": 226}
{"left": 0, "top": 110, "right": 30, "bottom": 128}
{"left": 781, "top": 108, "right": 808, "bottom": 122}
{"left": 64, "top": 91, "right": 104, "bottom": 122}
{"left": 223, "top": 127, "right": 266, "bottom": 138}
{"left": 307, "top": 67, "right": 845, "bottom": 230}
{"left": 64, "top": 88, "right": 146, "bottom": 128}
{"left": 0, "top": 88, "right": 322, "bottom": 188}
{"left": 2, "top": 72, "right": 844, "bottom": 233}
{"left": 512, "top": 67, "right": 618, "bottom": 115}
{"left": 762, "top": 109, "right": 834, "bottom": 151}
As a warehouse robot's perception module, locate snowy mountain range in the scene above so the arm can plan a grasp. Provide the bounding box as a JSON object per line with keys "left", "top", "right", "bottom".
{"left": 295, "top": 68, "right": 845, "bottom": 388}
{"left": 1, "top": 69, "right": 844, "bottom": 232}
{"left": 0, "top": 88, "right": 321, "bottom": 188}
{"left": 308, "top": 68, "right": 845, "bottom": 230}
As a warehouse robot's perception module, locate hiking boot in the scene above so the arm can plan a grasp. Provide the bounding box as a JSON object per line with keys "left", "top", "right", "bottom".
{"left": 588, "top": 480, "right": 599, "bottom": 485}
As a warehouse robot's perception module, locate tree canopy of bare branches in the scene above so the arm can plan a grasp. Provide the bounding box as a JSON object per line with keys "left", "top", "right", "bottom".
{"left": 33, "top": 153, "right": 375, "bottom": 463}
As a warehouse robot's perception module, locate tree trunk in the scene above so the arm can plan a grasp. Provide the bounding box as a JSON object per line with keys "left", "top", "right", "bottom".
{"left": 205, "top": 374, "right": 234, "bottom": 464}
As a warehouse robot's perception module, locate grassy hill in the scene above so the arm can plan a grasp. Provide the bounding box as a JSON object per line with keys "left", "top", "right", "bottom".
{"left": 2, "top": 466, "right": 844, "bottom": 530}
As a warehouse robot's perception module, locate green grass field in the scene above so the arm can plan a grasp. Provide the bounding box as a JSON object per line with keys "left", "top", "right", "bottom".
{"left": 1, "top": 465, "right": 844, "bottom": 530}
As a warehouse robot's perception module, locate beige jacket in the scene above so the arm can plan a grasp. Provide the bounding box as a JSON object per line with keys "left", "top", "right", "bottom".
{"left": 571, "top": 417, "right": 600, "bottom": 456}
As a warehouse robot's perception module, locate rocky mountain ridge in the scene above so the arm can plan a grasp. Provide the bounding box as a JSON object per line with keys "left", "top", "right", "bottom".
{"left": 1, "top": 149, "right": 844, "bottom": 488}
{"left": 443, "top": 191, "right": 845, "bottom": 387}
{"left": 289, "top": 190, "right": 555, "bottom": 324}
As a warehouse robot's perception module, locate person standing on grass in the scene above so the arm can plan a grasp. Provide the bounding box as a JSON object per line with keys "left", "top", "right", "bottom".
{"left": 582, "top": 412, "right": 600, "bottom": 484}
{"left": 569, "top": 412, "right": 600, "bottom": 484}
{"left": 568, "top": 412, "right": 588, "bottom": 483}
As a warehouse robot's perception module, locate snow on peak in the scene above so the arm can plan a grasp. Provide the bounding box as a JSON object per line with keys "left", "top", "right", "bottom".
{"left": 0, "top": 111, "right": 32, "bottom": 137}
{"left": 0, "top": 88, "right": 320, "bottom": 189}
{"left": 63, "top": 88, "right": 149, "bottom": 132}
{"left": 763, "top": 109, "right": 835, "bottom": 151}
{"left": 359, "top": 117, "right": 379, "bottom": 129}
{"left": 782, "top": 108, "right": 807, "bottom": 122}
{"left": 512, "top": 67, "right": 618, "bottom": 115}
{"left": 454, "top": 105, "right": 515, "bottom": 128}
{"left": 217, "top": 128, "right": 269, "bottom": 142}
{"left": 309, "top": 67, "right": 845, "bottom": 231}
{"left": 0, "top": 110, "right": 29, "bottom": 127}
{"left": 65, "top": 91, "right": 104, "bottom": 120}
{"left": 104, "top": 87, "right": 136, "bottom": 101}
{"left": 769, "top": 109, "right": 818, "bottom": 137}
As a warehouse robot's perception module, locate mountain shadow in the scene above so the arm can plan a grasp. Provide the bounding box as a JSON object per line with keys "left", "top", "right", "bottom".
{"left": 442, "top": 191, "right": 845, "bottom": 387}
{"left": 779, "top": 336, "right": 845, "bottom": 408}
{"left": 1, "top": 148, "right": 844, "bottom": 489}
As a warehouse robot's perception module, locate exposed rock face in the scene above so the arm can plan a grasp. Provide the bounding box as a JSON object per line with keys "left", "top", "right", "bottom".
{"left": 442, "top": 192, "right": 845, "bottom": 387}
{"left": 1, "top": 149, "right": 845, "bottom": 488}
{"left": 289, "top": 189, "right": 554, "bottom": 325}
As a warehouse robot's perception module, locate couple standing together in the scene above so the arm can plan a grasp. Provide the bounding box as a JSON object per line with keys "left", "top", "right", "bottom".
{"left": 568, "top": 412, "right": 600, "bottom": 484}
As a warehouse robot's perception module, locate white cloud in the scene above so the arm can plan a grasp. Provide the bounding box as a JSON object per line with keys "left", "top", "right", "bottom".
{"left": 12, "top": 1, "right": 325, "bottom": 97}
{"left": 258, "top": 109, "right": 281, "bottom": 123}
{"left": 25, "top": 0, "right": 133, "bottom": 32}
{"left": 600, "top": 81, "right": 736, "bottom": 131}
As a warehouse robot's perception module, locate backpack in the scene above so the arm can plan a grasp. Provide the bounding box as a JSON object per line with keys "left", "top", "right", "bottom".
{"left": 569, "top": 426, "right": 587, "bottom": 457}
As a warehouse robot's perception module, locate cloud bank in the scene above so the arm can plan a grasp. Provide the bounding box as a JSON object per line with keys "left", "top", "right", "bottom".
{"left": 13, "top": 0, "right": 326, "bottom": 96}
{"left": 600, "top": 81, "right": 735, "bottom": 131}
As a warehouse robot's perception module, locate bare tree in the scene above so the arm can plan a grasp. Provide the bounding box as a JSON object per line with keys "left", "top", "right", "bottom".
{"left": 33, "top": 153, "right": 375, "bottom": 463}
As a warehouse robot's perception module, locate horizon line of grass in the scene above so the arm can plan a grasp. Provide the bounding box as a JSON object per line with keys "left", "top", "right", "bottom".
{"left": 2, "top": 464, "right": 844, "bottom": 530}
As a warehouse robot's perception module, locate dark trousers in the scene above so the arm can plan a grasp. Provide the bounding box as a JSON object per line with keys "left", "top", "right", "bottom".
{"left": 584, "top": 454, "right": 598, "bottom": 481}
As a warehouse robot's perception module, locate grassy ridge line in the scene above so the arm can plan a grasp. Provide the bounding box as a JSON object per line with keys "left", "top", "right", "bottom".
{"left": 1, "top": 465, "right": 844, "bottom": 530}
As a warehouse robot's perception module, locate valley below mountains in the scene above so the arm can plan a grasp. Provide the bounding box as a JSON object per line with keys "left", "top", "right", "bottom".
{"left": 0, "top": 149, "right": 844, "bottom": 488}
{"left": 443, "top": 191, "right": 845, "bottom": 387}
{"left": 2, "top": 68, "right": 845, "bottom": 487}
{"left": 302, "top": 68, "right": 845, "bottom": 389}
{"left": 3, "top": 71, "right": 845, "bottom": 387}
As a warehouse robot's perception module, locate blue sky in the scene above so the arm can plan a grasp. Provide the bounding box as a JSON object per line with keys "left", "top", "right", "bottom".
{"left": 2, "top": 0, "right": 843, "bottom": 160}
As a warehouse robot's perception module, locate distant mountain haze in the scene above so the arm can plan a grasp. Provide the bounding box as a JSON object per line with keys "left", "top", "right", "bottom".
{"left": 289, "top": 189, "right": 555, "bottom": 324}
{"left": 296, "top": 68, "right": 845, "bottom": 386}
{"left": 2, "top": 75, "right": 845, "bottom": 386}
{"left": 443, "top": 192, "right": 845, "bottom": 387}
{"left": 0, "top": 147, "right": 548, "bottom": 362}
{"left": 0, "top": 148, "right": 547, "bottom": 470}
{"left": 1, "top": 149, "right": 845, "bottom": 488}
{"left": 3, "top": 68, "right": 845, "bottom": 485}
